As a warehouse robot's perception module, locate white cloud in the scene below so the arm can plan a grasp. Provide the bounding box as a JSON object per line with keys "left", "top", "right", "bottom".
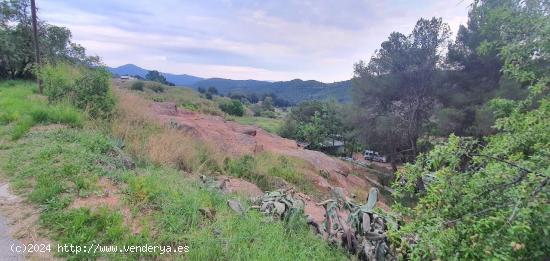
{"left": 38, "top": 0, "right": 470, "bottom": 82}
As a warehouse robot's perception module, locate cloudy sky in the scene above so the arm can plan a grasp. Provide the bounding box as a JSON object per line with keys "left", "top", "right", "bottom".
{"left": 39, "top": 0, "right": 471, "bottom": 82}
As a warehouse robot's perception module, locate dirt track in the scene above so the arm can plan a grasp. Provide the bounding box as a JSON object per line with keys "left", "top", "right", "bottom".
{"left": 151, "top": 102, "right": 383, "bottom": 201}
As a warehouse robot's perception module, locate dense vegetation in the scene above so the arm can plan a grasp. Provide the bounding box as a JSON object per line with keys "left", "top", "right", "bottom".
{"left": 280, "top": 101, "right": 351, "bottom": 151}
{"left": 391, "top": 0, "right": 549, "bottom": 259}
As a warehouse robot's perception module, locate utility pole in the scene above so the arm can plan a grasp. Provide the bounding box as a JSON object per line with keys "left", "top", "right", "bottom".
{"left": 30, "top": 0, "right": 41, "bottom": 93}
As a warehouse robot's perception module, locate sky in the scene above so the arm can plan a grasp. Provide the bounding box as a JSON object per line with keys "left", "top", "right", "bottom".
{"left": 39, "top": 0, "right": 471, "bottom": 82}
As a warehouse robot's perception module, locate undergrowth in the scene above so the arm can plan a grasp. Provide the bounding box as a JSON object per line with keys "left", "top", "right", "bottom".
{"left": 0, "top": 81, "right": 83, "bottom": 140}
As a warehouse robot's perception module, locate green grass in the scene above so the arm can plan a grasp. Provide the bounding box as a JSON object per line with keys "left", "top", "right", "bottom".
{"left": 224, "top": 153, "right": 316, "bottom": 195}
{"left": 122, "top": 80, "right": 225, "bottom": 116}
{"left": 0, "top": 127, "right": 346, "bottom": 260}
{"left": 0, "top": 81, "right": 83, "bottom": 139}
{"left": 0, "top": 80, "right": 346, "bottom": 260}
{"left": 230, "top": 116, "right": 283, "bottom": 134}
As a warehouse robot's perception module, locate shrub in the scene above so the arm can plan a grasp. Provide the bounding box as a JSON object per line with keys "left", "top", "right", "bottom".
{"left": 146, "top": 82, "right": 164, "bottom": 93}
{"left": 260, "top": 110, "right": 276, "bottom": 118}
{"left": 73, "top": 68, "right": 115, "bottom": 118}
{"left": 181, "top": 102, "right": 199, "bottom": 111}
{"left": 41, "top": 63, "right": 81, "bottom": 103}
{"left": 40, "top": 63, "right": 115, "bottom": 118}
{"left": 219, "top": 99, "right": 244, "bottom": 116}
{"left": 130, "top": 81, "right": 144, "bottom": 91}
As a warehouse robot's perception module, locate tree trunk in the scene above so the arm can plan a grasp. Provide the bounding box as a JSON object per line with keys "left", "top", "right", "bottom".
{"left": 30, "top": 0, "right": 41, "bottom": 93}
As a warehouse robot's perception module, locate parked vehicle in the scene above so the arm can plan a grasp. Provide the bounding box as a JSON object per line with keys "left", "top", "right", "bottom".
{"left": 364, "top": 150, "right": 387, "bottom": 163}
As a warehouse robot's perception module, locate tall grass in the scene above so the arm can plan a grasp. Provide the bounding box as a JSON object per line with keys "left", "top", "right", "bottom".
{"left": 111, "top": 88, "right": 224, "bottom": 172}
{"left": 0, "top": 81, "right": 84, "bottom": 139}
{"left": 224, "top": 152, "right": 316, "bottom": 194}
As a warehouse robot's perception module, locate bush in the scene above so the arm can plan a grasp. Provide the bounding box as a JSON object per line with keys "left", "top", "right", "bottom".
{"left": 219, "top": 99, "right": 244, "bottom": 116}
{"left": 146, "top": 82, "right": 164, "bottom": 93}
{"left": 130, "top": 81, "right": 144, "bottom": 91}
{"left": 73, "top": 68, "right": 115, "bottom": 118}
{"left": 260, "top": 110, "right": 276, "bottom": 118}
{"left": 40, "top": 63, "right": 115, "bottom": 118}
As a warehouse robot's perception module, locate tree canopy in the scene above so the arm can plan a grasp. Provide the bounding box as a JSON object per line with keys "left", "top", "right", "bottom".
{"left": 391, "top": 0, "right": 550, "bottom": 259}
{"left": 0, "top": 0, "right": 100, "bottom": 79}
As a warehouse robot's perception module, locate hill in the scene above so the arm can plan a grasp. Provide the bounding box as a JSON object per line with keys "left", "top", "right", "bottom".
{"left": 108, "top": 64, "right": 352, "bottom": 104}
{"left": 193, "top": 78, "right": 352, "bottom": 104}
{"left": 108, "top": 64, "right": 204, "bottom": 86}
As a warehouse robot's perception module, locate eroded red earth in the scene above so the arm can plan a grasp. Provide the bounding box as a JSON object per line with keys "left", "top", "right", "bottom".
{"left": 151, "top": 102, "right": 389, "bottom": 221}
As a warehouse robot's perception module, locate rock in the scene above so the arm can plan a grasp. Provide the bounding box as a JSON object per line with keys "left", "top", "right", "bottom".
{"left": 199, "top": 208, "right": 216, "bottom": 220}
{"left": 242, "top": 129, "right": 257, "bottom": 136}
{"left": 227, "top": 200, "right": 245, "bottom": 215}
{"left": 122, "top": 156, "right": 135, "bottom": 170}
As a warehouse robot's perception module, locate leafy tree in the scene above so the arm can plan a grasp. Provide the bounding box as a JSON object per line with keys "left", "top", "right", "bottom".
{"left": 207, "top": 86, "right": 218, "bottom": 95}
{"left": 281, "top": 101, "right": 350, "bottom": 151}
{"left": 393, "top": 1, "right": 550, "bottom": 259}
{"left": 219, "top": 99, "right": 244, "bottom": 116}
{"left": 261, "top": 96, "right": 275, "bottom": 112}
{"left": 0, "top": 0, "right": 99, "bottom": 79}
{"left": 145, "top": 70, "right": 173, "bottom": 85}
{"left": 352, "top": 17, "right": 451, "bottom": 162}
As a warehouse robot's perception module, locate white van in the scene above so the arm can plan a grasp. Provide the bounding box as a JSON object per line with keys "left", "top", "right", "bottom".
{"left": 364, "top": 150, "right": 387, "bottom": 163}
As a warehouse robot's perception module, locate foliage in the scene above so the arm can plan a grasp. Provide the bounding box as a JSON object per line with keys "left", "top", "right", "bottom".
{"left": 0, "top": 81, "right": 83, "bottom": 139}
{"left": 218, "top": 99, "right": 245, "bottom": 116}
{"left": 281, "top": 100, "right": 349, "bottom": 152}
{"left": 40, "top": 63, "right": 115, "bottom": 118}
{"left": 224, "top": 153, "right": 314, "bottom": 194}
{"left": 145, "top": 70, "right": 174, "bottom": 86}
{"left": 352, "top": 17, "right": 451, "bottom": 162}
{"left": 393, "top": 1, "right": 550, "bottom": 259}
{"left": 0, "top": 0, "right": 100, "bottom": 79}
{"left": 130, "top": 80, "right": 144, "bottom": 91}
{"left": 145, "top": 81, "right": 164, "bottom": 93}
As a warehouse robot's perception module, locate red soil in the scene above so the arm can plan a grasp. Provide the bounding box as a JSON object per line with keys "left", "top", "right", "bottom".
{"left": 151, "top": 102, "right": 383, "bottom": 203}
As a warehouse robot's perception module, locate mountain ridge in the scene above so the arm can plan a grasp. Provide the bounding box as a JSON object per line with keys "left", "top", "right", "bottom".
{"left": 108, "top": 64, "right": 352, "bottom": 103}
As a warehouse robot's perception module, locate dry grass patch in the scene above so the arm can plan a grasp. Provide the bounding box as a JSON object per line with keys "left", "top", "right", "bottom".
{"left": 112, "top": 87, "right": 223, "bottom": 173}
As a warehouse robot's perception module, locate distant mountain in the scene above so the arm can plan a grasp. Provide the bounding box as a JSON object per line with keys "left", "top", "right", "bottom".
{"left": 108, "top": 64, "right": 351, "bottom": 104}
{"left": 108, "top": 64, "right": 203, "bottom": 86}
{"left": 193, "top": 78, "right": 352, "bottom": 104}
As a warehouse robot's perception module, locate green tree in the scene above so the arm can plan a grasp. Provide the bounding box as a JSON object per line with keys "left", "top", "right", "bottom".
{"left": 393, "top": 1, "right": 550, "bottom": 259}
{"left": 0, "top": 0, "right": 99, "bottom": 79}
{"left": 352, "top": 17, "right": 450, "bottom": 162}
{"left": 145, "top": 70, "right": 173, "bottom": 85}
{"left": 261, "top": 96, "right": 275, "bottom": 111}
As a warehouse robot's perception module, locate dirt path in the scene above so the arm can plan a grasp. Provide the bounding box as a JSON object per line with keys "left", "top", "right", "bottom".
{"left": 0, "top": 183, "right": 24, "bottom": 260}
{"left": 0, "top": 181, "right": 55, "bottom": 260}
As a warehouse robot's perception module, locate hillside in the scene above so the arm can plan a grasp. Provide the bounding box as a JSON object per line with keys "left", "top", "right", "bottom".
{"left": 109, "top": 64, "right": 352, "bottom": 104}
{"left": 194, "top": 78, "right": 352, "bottom": 104}
{"left": 108, "top": 64, "right": 204, "bottom": 86}
{"left": 0, "top": 80, "right": 355, "bottom": 259}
